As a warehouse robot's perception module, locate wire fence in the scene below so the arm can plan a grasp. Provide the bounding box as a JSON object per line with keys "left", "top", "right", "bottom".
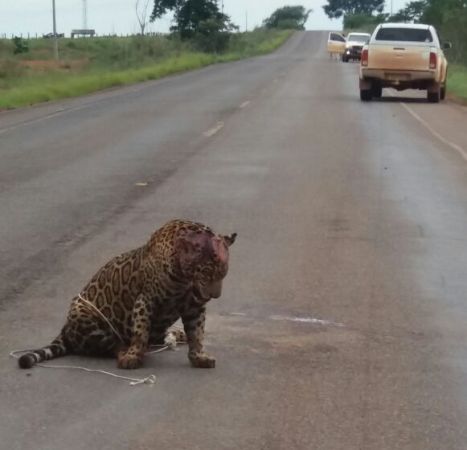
{"left": 0, "top": 32, "right": 164, "bottom": 40}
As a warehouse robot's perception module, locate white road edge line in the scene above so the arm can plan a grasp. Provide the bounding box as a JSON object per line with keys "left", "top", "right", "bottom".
{"left": 388, "top": 91, "right": 467, "bottom": 162}
{"left": 203, "top": 121, "right": 224, "bottom": 138}
{"left": 239, "top": 100, "right": 251, "bottom": 109}
{"left": 400, "top": 103, "right": 467, "bottom": 161}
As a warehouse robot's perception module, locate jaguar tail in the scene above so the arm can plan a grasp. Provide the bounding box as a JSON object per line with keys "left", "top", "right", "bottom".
{"left": 18, "top": 334, "right": 68, "bottom": 369}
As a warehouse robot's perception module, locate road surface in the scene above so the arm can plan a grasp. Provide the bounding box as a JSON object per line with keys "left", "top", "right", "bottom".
{"left": 1, "top": 31, "right": 467, "bottom": 450}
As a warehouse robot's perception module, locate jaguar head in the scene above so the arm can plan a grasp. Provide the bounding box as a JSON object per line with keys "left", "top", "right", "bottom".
{"left": 176, "top": 230, "right": 237, "bottom": 300}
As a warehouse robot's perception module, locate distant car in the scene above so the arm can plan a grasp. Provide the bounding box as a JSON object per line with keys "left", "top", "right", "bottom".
{"left": 342, "top": 32, "right": 371, "bottom": 62}
{"left": 359, "top": 23, "right": 450, "bottom": 102}
{"left": 327, "top": 32, "right": 346, "bottom": 59}
{"left": 43, "top": 32, "right": 64, "bottom": 38}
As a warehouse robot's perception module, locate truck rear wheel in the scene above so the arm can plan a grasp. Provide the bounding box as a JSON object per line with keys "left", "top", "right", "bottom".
{"left": 440, "top": 83, "right": 446, "bottom": 100}
{"left": 372, "top": 85, "right": 383, "bottom": 99}
{"left": 360, "top": 88, "right": 373, "bottom": 101}
{"left": 427, "top": 83, "right": 441, "bottom": 103}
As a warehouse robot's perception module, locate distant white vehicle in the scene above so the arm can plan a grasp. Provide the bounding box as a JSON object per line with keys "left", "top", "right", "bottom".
{"left": 327, "top": 32, "right": 346, "bottom": 59}
{"left": 342, "top": 32, "right": 371, "bottom": 62}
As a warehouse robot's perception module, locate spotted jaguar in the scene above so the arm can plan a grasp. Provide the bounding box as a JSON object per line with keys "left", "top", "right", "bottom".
{"left": 18, "top": 219, "right": 236, "bottom": 370}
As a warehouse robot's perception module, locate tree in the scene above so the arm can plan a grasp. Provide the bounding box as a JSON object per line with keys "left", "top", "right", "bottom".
{"left": 323, "top": 0, "right": 385, "bottom": 19}
{"left": 389, "top": 0, "right": 467, "bottom": 62}
{"left": 136, "top": 0, "right": 152, "bottom": 35}
{"left": 420, "top": 0, "right": 467, "bottom": 61}
{"left": 390, "top": 1, "right": 428, "bottom": 22}
{"left": 150, "top": 0, "right": 236, "bottom": 40}
{"left": 421, "top": 0, "right": 466, "bottom": 27}
{"left": 263, "top": 6, "right": 312, "bottom": 30}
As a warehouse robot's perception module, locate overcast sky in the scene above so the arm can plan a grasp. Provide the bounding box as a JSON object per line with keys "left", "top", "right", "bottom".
{"left": 0, "top": 0, "right": 409, "bottom": 38}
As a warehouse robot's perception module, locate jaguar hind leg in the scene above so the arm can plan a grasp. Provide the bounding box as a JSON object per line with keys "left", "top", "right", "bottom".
{"left": 62, "top": 315, "right": 120, "bottom": 357}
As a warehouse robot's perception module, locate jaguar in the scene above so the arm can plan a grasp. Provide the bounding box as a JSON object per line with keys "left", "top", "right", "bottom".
{"left": 18, "top": 219, "right": 236, "bottom": 370}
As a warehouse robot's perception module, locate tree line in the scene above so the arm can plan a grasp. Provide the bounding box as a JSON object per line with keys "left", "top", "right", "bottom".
{"left": 323, "top": 0, "right": 466, "bottom": 62}
{"left": 147, "top": 1, "right": 310, "bottom": 52}
{"left": 8, "top": 2, "right": 311, "bottom": 57}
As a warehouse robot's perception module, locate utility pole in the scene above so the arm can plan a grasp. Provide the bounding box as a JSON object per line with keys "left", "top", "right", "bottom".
{"left": 390, "top": 0, "right": 394, "bottom": 16}
{"left": 52, "top": 0, "right": 59, "bottom": 60}
{"left": 245, "top": 11, "right": 248, "bottom": 32}
{"left": 83, "top": 0, "right": 88, "bottom": 29}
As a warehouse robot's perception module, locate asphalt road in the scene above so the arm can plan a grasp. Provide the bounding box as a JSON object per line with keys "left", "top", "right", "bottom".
{"left": 1, "top": 31, "right": 467, "bottom": 450}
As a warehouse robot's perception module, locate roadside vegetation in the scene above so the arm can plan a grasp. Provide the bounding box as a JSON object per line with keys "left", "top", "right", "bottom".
{"left": 448, "top": 65, "right": 467, "bottom": 101}
{"left": 323, "top": 0, "right": 467, "bottom": 100}
{"left": 0, "top": 31, "right": 292, "bottom": 110}
{"left": 0, "top": 0, "right": 301, "bottom": 110}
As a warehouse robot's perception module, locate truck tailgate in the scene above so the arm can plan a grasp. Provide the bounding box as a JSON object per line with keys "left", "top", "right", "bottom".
{"left": 368, "top": 44, "right": 430, "bottom": 71}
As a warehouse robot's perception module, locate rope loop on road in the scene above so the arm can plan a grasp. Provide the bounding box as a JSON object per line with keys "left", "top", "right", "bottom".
{"left": 9, "top": 327, "right": 185, "bottom": 386}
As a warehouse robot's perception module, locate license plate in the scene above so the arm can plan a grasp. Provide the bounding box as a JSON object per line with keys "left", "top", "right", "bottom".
{"left": 385, "top": 73, "right": 411, "bottom": 81}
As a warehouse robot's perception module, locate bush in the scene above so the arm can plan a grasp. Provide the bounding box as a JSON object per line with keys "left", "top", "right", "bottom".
{"left": 13, "top": 37, "right": 29, "bottom": 55}
{"left": 193, "top": 32, "right": 230, "bottom": 52}
{"left": 189, "top": 18, "right": 234, "bottom": 53}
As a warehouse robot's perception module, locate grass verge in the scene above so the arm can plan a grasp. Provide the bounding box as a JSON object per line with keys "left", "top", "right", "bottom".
{"left": 0, "top": 30, "right": 292, "bottom": 110}
{"left": 448, "top": 65, "right": 467, "bottom": 101}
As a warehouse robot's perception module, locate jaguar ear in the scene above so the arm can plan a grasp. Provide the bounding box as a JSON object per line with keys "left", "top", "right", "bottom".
{"left": 223, "top": 233, "right": 237, "bottom": 247}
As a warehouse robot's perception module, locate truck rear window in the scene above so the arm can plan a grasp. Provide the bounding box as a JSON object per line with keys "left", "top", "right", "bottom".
{"left": 375, "top": 28, "right": 433, "bottom": 43}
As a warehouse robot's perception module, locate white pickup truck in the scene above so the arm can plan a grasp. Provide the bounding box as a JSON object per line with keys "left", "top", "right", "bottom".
{"left": 359, "top": 23, "right": 450, "bottom": 103}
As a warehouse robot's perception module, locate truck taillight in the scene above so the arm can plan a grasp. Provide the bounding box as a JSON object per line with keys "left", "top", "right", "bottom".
{"left": 361, "top": 49, "right": 369, "bottom": 66}
{"left": 429, "top": 51, "right": 437, "bottom": 69}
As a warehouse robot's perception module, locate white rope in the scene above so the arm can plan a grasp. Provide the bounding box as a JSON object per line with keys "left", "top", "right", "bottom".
{"left": 77, "top": 293, "right": 125, "bottom": 344}
{"left": 10, "top": 292, "right": 186, "bottom": 386}
{"left": 9, "top": 349, "right": 157, "bottom": 386}
{"left": 10, "top": 328, "right": 185, "bottom": 386}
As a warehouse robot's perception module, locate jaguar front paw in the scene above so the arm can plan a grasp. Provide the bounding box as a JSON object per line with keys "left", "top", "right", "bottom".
{"left": 189, "top": 352, "right": 216, "bottom": 368}
{"left": 117, "top": 349, "right": 144, "bottom": 370}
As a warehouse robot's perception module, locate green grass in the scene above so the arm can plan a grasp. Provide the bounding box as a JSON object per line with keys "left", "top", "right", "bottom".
{"left": 448, "top": 65, "right": 467, "bottom": 101}
{"left": 0, "top": 30, "right": 292, "bottom": 110}
{"left": 0, "top": 53, "right": 215, "bottom": 109}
